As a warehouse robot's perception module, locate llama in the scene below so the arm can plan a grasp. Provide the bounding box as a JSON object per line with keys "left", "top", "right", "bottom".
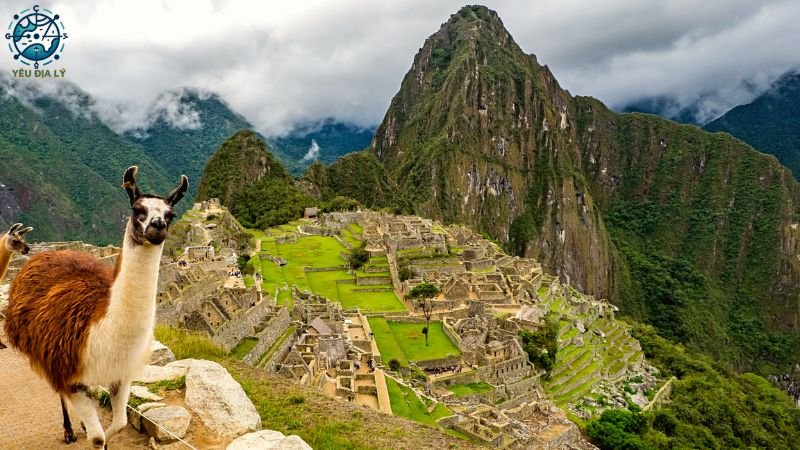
{"left": 0, "top": 222, "right": 33, "bottom": 278}
{"left": 0, "top": 222, "right": 33, "bottom": 349}
{"left": 4, "top": 166, "right": 187, "bottom": 448}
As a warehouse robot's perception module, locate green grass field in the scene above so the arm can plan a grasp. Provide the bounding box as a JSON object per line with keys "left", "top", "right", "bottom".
{"left": 447, "top": 382, "right": 493, "bottom": 397}
{"left": 230, "top": 337, "right": 259, "bottom": 360}
{"left": 368, "top": 318, "right": 460, "bottom": 366}
{"left": 251, "top": 230, "right": 405, "bottom": 313}
{"left": 386, "top": 377, "right": 452, "bottom": 427}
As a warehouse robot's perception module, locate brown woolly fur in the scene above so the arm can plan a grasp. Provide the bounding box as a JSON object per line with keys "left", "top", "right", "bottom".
{"left": 4, "top": 250, "right": 112, "bottom": 393}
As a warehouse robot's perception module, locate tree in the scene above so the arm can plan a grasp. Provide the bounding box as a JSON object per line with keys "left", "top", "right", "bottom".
{"left": 519, "top": 313, "right": 559, "bottom": 373}
{"left": 399, "top": 265, "right": 413, "bottom": 281}
{"left": 349, "top": 244, "right": 370, "bottom": 270}
{"left": 407, "top": 283, "right": 440, "bottom": 346}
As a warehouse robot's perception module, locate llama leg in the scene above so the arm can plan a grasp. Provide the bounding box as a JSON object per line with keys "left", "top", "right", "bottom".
{"left": 104, "top": 380, "right": 130, "bottom": 441}
{"left": 60, "top": 394, "right": 78, "bottom": 444}
{"left": 67, "top": 386, "right": 104, "bottom": 449}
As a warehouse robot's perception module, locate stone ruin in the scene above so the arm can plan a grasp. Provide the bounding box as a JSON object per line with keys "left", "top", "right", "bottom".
{"left": 277, "top": 290, "right": 392, "bottom": 414}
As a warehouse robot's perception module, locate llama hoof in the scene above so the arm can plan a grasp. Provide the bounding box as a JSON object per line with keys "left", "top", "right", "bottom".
{"left": 91, "top": 436, "right": 105, "bottom": 448}
{"left": 63, "top": 428, "right": 77, "bottom": 444}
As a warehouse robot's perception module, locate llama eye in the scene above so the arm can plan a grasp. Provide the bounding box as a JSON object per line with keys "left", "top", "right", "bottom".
{"left": 165, "top": 211, "right": 175, "bottom": 222}
{"left": 132, "top": 208, "right": 147, "bottom": 221}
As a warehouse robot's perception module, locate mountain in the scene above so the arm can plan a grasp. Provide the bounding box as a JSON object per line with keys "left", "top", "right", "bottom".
{"left": 365, "top": 5, "right": 800, "bottom": 372}
{"left": 270, "top": 119, "right": 375, "bottom": 176}
{"left": 126, "top": 89, "right": 255, "bottom": 191}
{"left": 704, "top": 69, "right": 800, "bottom": 179}
{"left": 621, "top": 95, "right": 705, "bottom": 125}
{"left": 302, "top": 152, "right": 395, "bottom": 209}
{"left": 126, "top": 89, "right": 302, "bottom": 199}
{"left": 195, "top": 130, "right": 313, "bottom": 229}
{"left": 0, "top": 78, "right": 173, "bottom": 244}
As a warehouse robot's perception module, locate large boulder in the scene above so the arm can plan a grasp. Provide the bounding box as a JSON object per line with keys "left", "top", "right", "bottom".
{"left": 227, "top": 430, "right": 312, "bottom": 450}
{"left": 184, "top": 359, "right": 261, "bottom": 438}
{"left": 130, "top": 402, "right": 166, "bottom": 432}
{"left": 149, "top": 340, "right": 177, "bottom": 366}
{"left": 142, "top": 405, "right": 192, "bottom": 442}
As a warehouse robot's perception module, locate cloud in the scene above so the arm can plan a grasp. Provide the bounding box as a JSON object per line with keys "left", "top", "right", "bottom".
{"left": 301, "top": 140, "right": 321, "bottom": 162}
{"left": 0, "top": 0, "right": 796, "bottom": 133}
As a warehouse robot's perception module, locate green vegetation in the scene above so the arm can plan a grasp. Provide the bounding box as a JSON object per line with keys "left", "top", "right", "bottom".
{"left": 348, "top": 244, "right": 370, "bottom": 269}
{"left": 148, "top": 376, "right": 187, "bottom": 395}
{"left": 406, "top": 282, "right": 441, "bottom": 346}
{"left": 519, "top": 313, "right": 559, "bottom": 373}
{"left": 305, "top": 151, "right": 398, "bottom": 210}
{"left": 154, "top": 325, "right": 227, "bottom": 361}
{"left": 704, "top": 70, "right": 800, "bottom": 179}
{"left": 254, "top": 232, "right": 405, "bottom": 312}
{"left": 586, "top": 409, "right": 649, "bottom": 450}
{"left": 230, "top": 337, "right": 259, "bottom": 360}
{"left": 0, "top": 86, "right": 173, "bottom": 243}
{"left": 195, "top": 130, "right": 315, "bottom": 228}
{"left": 447, "top": 382, "right": 493, "bottom": 397}
{"left": 386, "top": 377, "right": 452, "bottom": 426}
{"left": 368, "top": 318, "right": 460, "bottom": 366}
{"left": 584, "top": 322, "right": 800, "bottom": 449}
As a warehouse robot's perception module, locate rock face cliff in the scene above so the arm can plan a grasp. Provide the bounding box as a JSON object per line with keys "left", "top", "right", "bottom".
{"left": 369, "top": 5, "right": 800, "bottom": 370}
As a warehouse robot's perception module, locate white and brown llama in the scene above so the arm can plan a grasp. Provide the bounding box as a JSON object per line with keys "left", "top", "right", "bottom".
{"left": 0, "top": 222, "right": 33, "bottom": 349}
{"left": 4, "top": 166, "right": 187, "bottom": 448}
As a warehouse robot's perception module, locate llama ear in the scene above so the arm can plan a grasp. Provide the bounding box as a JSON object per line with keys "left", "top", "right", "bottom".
{"left": 18, "top": 226, "right": 33, "bottom": 235}
{"left": 122, "top": 166, "right": 141, "bottom": 205}
{"left": 8, "top": 223, "right": 22, "bottom": 234}
{"left": 166, "top": 175, "right": 189, "bottom": 206}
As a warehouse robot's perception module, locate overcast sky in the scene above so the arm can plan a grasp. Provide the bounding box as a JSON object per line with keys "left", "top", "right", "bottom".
{"left": 1, "top": 0, "right": 798, "bottom": 135}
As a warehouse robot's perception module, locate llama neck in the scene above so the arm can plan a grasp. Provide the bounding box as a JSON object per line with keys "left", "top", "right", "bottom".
{"left": 0, "top": 235, "right": 11, "bottom": 282}
{"left": 108, "top": 225, "right": 164, "bottom": 318}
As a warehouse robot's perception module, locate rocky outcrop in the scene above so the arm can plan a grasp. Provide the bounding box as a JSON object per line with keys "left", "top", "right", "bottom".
{"left": 135, "top": 359, "right": 191, "bottom": 384}
{"left": 184, "top": 359, "right": 261, "bottom": 437}
{"left": 149, "top": 340, "right": 176, "bottom": 366}
{"left": 227, "top": 430, "right": 313, "bottom": 450}
{"left": 142, "top": 405, "right": 192, "bottom": 442}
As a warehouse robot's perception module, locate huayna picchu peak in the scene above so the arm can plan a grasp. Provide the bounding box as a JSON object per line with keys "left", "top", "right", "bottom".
{"left": 367, "top": 5, "right": 800, "bottom": 375}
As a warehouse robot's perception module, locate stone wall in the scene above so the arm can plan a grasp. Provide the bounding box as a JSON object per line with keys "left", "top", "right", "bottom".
{"left": 356, "top": 275, "right": 392, "bottom": 286}
{"left": 242, "top": 307, "right": 291, "bottom": 365}
{"left": 265, "top": 332, "right": 299, "bottom": 372}
{"left": 212, "top": 299, "right": 273, "bottom": 352}
{"left": 642, "top": 376, "right": 675, "bottom": 412}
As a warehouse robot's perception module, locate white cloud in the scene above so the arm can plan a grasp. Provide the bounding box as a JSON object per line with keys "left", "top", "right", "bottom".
{"left": 0, "top": 0, "right": 797, "bottom": 133}
{"left": 301, "top": 139, "right": 321, "bottom": 162}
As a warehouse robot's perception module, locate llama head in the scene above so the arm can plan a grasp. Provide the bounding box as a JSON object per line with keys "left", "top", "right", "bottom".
{"left": 122, "top": 166, "right": 188, "bottom": 246}
{"left": 3, "top": 223, "right": 33, "bottom": 255}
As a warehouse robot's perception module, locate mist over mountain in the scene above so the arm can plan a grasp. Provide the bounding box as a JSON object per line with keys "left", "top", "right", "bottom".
{"left": 704, "top": 68, "right": 800, "bottom": 179}
{"left": 268, "top": 119, "right": 376, "bottom": 176}
{"left": 0, "top": 76, "right": 172, "bottom": 243}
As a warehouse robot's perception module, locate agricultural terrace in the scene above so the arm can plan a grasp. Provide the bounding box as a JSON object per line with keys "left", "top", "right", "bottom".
{"left": 368, "top": 318, "right": 460, "bottom": 367}
{"left": 246, "top": 222, "right": 406, "bottom": 313}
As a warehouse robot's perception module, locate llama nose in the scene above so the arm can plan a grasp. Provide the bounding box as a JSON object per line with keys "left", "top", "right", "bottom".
{"left": 151, "top": 218, "right": 166, "bottom": 230}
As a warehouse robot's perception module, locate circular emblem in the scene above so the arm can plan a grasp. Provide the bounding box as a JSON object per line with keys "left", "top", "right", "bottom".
{"left": 5, "top": 5, "right": 67, "bottom": 69}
